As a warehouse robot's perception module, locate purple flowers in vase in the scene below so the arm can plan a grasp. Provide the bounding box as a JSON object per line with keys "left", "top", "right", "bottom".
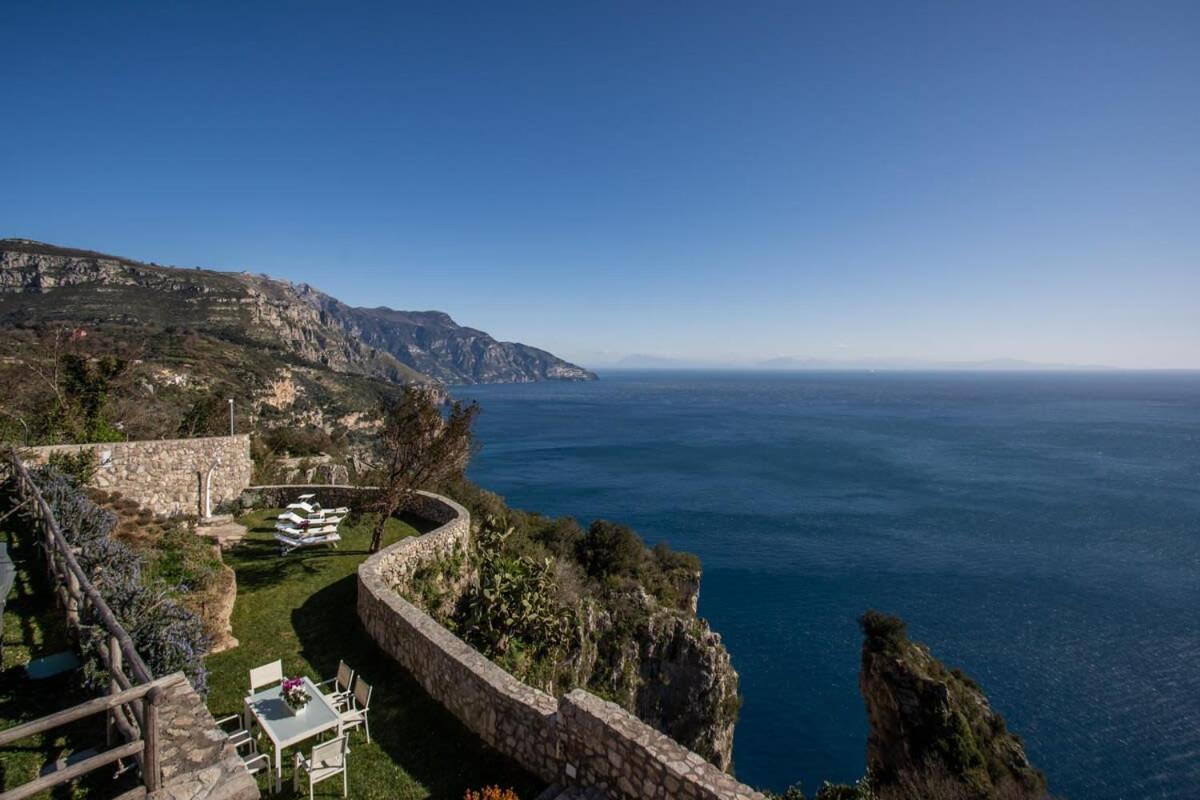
{"left": 281, "top": 677, "right": 311, "bottom": 713}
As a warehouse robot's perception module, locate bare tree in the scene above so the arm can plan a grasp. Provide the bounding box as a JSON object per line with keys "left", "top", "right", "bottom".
{"left": 366, "top": 386, "right": 479, "bottom": 553}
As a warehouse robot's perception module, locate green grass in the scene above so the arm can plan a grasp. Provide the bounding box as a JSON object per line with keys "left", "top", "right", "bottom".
{"left": 206, "top": 510, "right": 543, "bottom": 800}
{"left": 1, "top": 510, "right": 134, "bottom": 798}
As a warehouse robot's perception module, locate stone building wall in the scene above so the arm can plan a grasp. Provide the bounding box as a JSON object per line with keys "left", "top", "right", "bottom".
{"left": 356, "top": 489, "right": 767, "bottom": 800}
{"left": 25, "top": 435, "right": 252, "bottom": 517}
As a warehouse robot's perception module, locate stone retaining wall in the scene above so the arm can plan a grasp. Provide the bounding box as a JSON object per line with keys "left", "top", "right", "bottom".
{"left": 560, "top": 691, "right": 764, "bottom": 800}
{"left": 26, "top": 435, "right": 252, "bottom": 517}
{"left": 355, "top": 489, "right": 766, "bottom": 800}
{"left": 153, "top": 674, "right": 259, "bottom": 800}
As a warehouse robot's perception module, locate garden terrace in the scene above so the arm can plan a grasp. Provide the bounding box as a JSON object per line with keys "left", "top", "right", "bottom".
{"left": 205, "top": 506, "right": 542, "bottom": 799}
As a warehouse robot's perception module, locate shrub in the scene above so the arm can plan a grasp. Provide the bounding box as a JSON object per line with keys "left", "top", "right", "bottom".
{"left": 46, "top": 448, "right": 98, "bottom": 486}
{"left": 463, "top": 788, "right": 519, "bottom": 800}
{"left": 456, "top": 518, "right": 574, "bottom": 663}
{"left": 30, "top": 466, "right": 210, "bottom": 694}
{"left": 578, "top": 519, "right": 645, "bottom": 579}
{"left": 858, "top": 610, "right": 908, "bottom": 647}
{"left": 261, "top": 426, "right": 337, "bottom": 457}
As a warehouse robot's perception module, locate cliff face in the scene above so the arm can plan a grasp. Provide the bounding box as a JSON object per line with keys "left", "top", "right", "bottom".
{"left": 635, "top": 612, "right": 739, "bottom": 770}
{"left": 309, "top": 298, "right": 596, "bottom": 384}
{"left": 564, "top": 591, "right": 739, "bottom": 771}
{"left": 0, "top": 239, "right": 594, "bottom": 385}
{"left": 857, "top": 612, "right": 1047, "bottom": 799}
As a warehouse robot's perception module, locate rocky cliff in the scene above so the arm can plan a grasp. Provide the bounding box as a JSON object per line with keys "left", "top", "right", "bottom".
{"left": 857, "top": 611, "right": 1047, "bottom": 799}
{"left": 0, "top": 239, "right": 594, "bottom": 385}
{"left": 400, "top": 495, "right": 741, "bottom": 773}
{"left": 563, "top": 591, "right": 740, "bottom": 771}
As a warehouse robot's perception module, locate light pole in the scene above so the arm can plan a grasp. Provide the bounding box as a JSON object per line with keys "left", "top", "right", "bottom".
{"left": 228, "top": 398, "right": 235, "bottom": 436}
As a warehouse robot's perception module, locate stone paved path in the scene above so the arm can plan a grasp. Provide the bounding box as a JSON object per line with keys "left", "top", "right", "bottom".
{"left": 199, "top": 519, "right": 249, "bottom": 550}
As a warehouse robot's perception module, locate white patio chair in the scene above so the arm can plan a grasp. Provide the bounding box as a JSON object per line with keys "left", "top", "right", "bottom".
{"left": 242, "top": 751, "right": 270, "bottom": 778}
{"left": 317, "top": 660, "right": 355, "bottom": 710}
{"left": 338, "top": 677, "right": 372, "bottom": 745}
{"left": 248, "top": 659, "right": 283, "bottom": 696}
{"left": 215, "top": 713, "right": 254, "bottom": 752}
{"left": 293, "top": 736, "right": 348, "bottom": 799}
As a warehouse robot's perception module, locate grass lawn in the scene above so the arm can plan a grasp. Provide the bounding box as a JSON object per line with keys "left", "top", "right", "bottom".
{"left": 0, "top": 507, "right": 133, "bottom": 798}
{"left": 206, "top": 509, "right": 543, "bottom": 800}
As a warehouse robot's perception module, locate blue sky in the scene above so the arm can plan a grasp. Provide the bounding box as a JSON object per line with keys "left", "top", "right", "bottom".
{"left": 2, "top": 2, "right": 1197, "bottom": 368}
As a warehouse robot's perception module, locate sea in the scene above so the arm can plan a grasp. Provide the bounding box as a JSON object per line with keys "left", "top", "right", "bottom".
{"left": 451, "top": 370, "right": 1200, "bottom": 800}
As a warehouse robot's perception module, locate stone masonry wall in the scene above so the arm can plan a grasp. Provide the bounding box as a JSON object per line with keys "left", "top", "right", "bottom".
{"left": 26, "top": 435, "right": 252, "bottom": 517}
{"left": 152, "top": 674, "right": 259, "bottom": 800}
{"left": 356, "top": 489, "right": 767, "bottom": 800}
{"left": 357, "top": 490, "right": 562, "bottom": 782}
{"left": 560, "top": 691, "right": 764, "bottom": 800}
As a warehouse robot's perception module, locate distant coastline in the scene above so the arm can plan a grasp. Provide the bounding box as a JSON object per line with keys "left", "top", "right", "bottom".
{"left": 575, "top": 354, "right": 1143, "bottom": 372}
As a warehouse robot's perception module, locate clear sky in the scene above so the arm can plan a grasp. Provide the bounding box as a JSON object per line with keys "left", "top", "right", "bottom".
{"left": 2, "top": 2, "right": 1197, "bottom": 368}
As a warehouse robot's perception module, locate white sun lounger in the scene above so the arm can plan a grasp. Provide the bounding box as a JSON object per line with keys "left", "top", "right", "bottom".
{"left": 275, "top": 523, "right": 339, "bottom": 537}
{"left": 276, "top": 511, "right": 344, "bottom": 527}
{"left": 274, "top": 530, "right": 342, "bottom": 555}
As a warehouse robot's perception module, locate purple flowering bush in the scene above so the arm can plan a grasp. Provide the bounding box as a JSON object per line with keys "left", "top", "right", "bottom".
{"left": 30, "top": 466, "right": 210, "bottom": 695}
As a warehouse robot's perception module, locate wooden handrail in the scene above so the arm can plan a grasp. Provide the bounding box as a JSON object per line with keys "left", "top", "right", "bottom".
{"left": 0, "top": 739, "right": 144, "bottom": 800}
{"left": 0, "top": 674, "right": 182, "bottom": 747}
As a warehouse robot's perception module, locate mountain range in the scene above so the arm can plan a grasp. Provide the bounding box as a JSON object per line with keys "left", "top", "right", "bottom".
{"left": 0, "top": 238, "right": 595, "bottom": 385}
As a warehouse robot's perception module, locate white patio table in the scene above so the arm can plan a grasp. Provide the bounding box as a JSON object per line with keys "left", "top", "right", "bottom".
{"left": 243, "top": 676, "right": 341, "bottom": 792}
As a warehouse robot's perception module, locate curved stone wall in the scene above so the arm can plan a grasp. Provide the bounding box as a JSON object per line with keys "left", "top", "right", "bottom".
{"left": 352, "top": 487, "right": 767, "bottom": 800}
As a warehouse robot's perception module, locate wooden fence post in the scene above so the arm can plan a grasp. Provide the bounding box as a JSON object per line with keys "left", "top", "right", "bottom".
{"left": 142, "top": 687, "right": 161, "bottom": 793}
{"left": 66, "top": 569, "right": 80, "bottom": 628}
{"left": 108, "top": 636, "right": 121, "bottom": 747}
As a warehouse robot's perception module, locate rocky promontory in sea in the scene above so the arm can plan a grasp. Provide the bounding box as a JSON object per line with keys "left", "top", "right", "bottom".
{"left": 857, "top": 611, "right": 1047, "bottom": 800}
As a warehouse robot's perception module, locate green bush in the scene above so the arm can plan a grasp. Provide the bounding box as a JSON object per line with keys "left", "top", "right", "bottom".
{"left": 261, "top": 425, "right": 338, "bottom": 457}
{"left": 578, "top": 519, "right": 645, "bottom": 579}
{"left": 46, "top": 448, "right": 97, "bottom": 486}
{"left": 859, "top": 610, "right": 908, "bottom": 646}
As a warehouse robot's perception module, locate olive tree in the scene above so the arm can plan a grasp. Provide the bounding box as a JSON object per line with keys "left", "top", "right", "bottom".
{"left": 366, "top": 387, "right": 479, "bottom": 553}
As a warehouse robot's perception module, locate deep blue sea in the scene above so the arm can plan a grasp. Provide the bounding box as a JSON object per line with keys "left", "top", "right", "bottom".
{"left": 451, "top": 371, "right": 1200, "bottom": 800}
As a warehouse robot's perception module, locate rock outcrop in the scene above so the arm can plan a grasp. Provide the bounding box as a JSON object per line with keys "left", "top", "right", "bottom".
{"left": 634, "top": 612, "right": 740, "bottom": 771}
{"left": 556, "top": 594, "right": 739, "bottom": 771}
{"left": 857, "top": 611, "right": 1047, "bottom": 799}
{"left": 0, "top": 239, "right": 595, "bottom": 385}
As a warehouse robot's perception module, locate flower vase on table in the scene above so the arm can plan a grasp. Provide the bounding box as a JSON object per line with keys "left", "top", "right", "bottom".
{"left": 281, "top": 677, "right": 311, "bottom": 716}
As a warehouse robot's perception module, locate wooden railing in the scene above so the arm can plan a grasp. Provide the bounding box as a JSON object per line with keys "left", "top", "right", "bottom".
{"left": 0, "top": 674, "right": 182, "bottom": 800}
{"left": 2, "top": 450, "right": 167, "bottom": 797}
